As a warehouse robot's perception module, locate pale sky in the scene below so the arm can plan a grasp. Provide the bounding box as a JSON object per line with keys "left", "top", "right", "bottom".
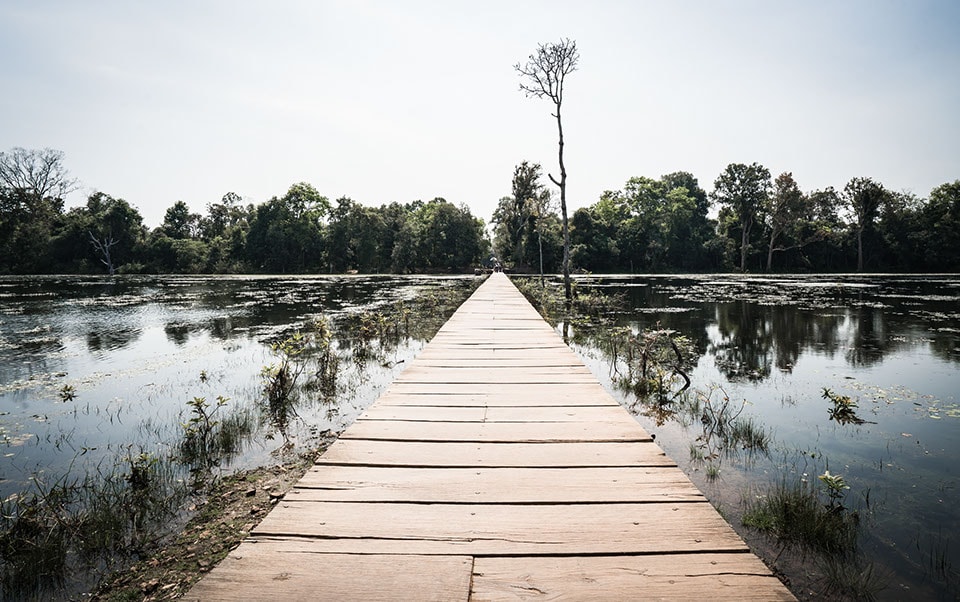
{"left": 2, "top": 0, "right": 958, "bottom": 228}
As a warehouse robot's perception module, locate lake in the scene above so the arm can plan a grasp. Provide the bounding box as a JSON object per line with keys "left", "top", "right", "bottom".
{"left": 2, "top": 273, "right": 958, "bottom": 599}
{"left": 538, "top": 274, "right": 960, "bottom": 600}
{"left": 0, "top": 274, "right": 479, "bottom": 598}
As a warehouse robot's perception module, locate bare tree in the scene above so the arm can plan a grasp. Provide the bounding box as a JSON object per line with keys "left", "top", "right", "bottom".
{"left": 89, "top": 231, "right": 118, "bottom": 275}
{"left": 0, "top": 147, "right": 77, "bottom": 200}
{"left": 515, "top": 38, "right": 579, "bottom": 304}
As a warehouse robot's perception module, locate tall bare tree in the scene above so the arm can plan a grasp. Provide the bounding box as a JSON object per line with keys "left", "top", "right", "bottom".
{"left": 0, "top": 147, "right": 77, "bottom": 200}
{"left": 515, "top": 38, "right": 579, "bottom": 304}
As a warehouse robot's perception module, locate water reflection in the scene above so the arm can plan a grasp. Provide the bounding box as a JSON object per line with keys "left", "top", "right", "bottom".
{"left": 0, "top": 274, "right": 480, "bottom": 600}
{"left": 583, "top": 274, "right": 960, "bottom": 379}
{"left": 560, "top": 274, "right": 960, "bottom": 599}
{"left": 86, "top": 328, "right": 141, "bottom": 352}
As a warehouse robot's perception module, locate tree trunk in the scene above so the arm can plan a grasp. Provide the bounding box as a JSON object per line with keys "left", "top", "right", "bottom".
{"left": 740, "top": 221, "right": 751, "bottom": 272}
{"left": 857, "top": 227, "right": 864, "bottom": 272}
{"left": 553, "top": 107, "right": 571, "bottom": 306}
{"left": 766, "top": 227, "right": 778, "bottom": 272}
{"left": 538, "top": 229, "right": 544, "bottom": 287}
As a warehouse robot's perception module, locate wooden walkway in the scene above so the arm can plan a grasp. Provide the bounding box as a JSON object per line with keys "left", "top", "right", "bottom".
{"left": 187, "top": 273, "right": 794, "bottom": 601}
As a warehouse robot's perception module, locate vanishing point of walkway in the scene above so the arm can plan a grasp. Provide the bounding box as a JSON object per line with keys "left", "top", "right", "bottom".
{"left": 187, "top": 273, "right": 795, "bottom": 600}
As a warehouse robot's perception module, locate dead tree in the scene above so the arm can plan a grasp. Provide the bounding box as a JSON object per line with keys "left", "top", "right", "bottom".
{"left": 515, "top": 38, "right": 579, "bottom": 306}
{"left": 89, "top": 231, "right": 118, "bottom": 275}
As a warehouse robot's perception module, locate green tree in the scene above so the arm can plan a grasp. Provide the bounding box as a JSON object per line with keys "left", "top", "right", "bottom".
{"left": 876, "top": 190, "right": 923, "bottom": 271}
{"left": 918, "top": 181, "right": 960, "bottom": 270}
{"left": 516, "top": 38, "right": 579, "bottom": 304}
{"left": 0, "top": 147, "right": 76, "bottom": 273}
{"left": 711, "top": 163, "right": 771, "bottom": 272}
{"left": 326, "top": 197, "right": 389, "bottom": 272}
{"left": 762, "top": 172, "right": 828, "bottom": 271}
{"left": 842, "top": 177, "right": 886, "bottom": 272}
{"left": 245, "top": 183, "right": 328, "bottom": 272}
{"left": 491, "top": 161, "right": 552, "bottom": 272}
{"left": 802, "top": 187, "right": 846, "bottom": 271}
{"left": 84, "top": 192, "right": 147, "bottom": 274}
{"left": 161, "top": 201, "right": 200, "bottom": 239}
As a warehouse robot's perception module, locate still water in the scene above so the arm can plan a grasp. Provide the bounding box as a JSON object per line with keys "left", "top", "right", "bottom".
{"left": 2, "top": 273, "right": 958, "bottom": 599}
{"left": 0, "top": 274, "right": 477, "bottom": 505}
{"left": 552, "top": 274, "right": 960, "bottom": 600}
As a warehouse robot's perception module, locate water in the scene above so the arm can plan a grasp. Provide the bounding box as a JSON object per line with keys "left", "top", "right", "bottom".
{"left": 3, "top": 273, "right": 958, "bottom": 599}
{"left": 550, "top": 274, "right": 960, "bottom": 599}
{"left": 0, "top": 274, "right": 479, "bottom": 500}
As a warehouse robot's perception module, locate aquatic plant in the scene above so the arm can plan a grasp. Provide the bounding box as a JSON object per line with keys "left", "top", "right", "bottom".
{"left": 179, "top": 396, "right": 255, "bottom": 479}
{"left": 823, "top": 388, "right": 867, "bottom": 425}
{"left": 816, "top": 555, "right": 888, "bottom": 601}
{"left": 818, "top": 469, "right": 851, "bottom": 508}
{"left": 0, "top": 450, "right": 188, "bottom": 600}
{"left": 742, "top": 476, "right": 861, "bottom": 557}
{"left": 59, "top": 384, "right": 76, "bottom": 402}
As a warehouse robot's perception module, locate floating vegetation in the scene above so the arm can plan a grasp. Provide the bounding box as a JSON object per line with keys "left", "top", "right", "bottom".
{"left": 823, "top": 388, "right": 870, "bottom": 425}
{"left": 1, "top": 275, "right": 484, "bottom": 600}
{"left": 58, "top": 384, "right": 76, "bottom": 402}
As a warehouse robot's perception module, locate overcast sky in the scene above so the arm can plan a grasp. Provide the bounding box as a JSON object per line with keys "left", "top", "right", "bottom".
{"left": 2, "top": 0, "right": 958, "bottom": 228}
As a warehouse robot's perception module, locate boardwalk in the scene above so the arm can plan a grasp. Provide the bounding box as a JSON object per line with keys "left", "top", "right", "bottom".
{"left": 187, "top": 273, "right": 794, "bottom": 601}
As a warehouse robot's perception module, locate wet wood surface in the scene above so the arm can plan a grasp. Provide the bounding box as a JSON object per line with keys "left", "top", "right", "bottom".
{"left": 187, "top": 273, "right": 795, "bottom": 601}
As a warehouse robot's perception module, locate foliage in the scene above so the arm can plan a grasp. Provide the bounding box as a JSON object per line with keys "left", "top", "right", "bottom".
{"left": 0, "top": 451, "right": 187, "bottom": 599}
{"left": 3, "top": 145, "right": 959, "bottom": 275}
{"left": 570, "top": 172, "right": 717, "bottom": 273}
{"left": 843, "top": 177, "right": 888, "bottom": 272}
{"left": 711, "top": 162, "right": 772, "bottom": 272}
{"left": 742, "top": 476, "right": 861, "bottom": 556}
{"left": 823, "top": 388, "right": 866, "bottom": 425}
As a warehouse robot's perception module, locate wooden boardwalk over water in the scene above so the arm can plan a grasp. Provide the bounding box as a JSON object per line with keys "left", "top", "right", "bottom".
{"left": 187, "top": 273, "right": 794, "bottom": 601}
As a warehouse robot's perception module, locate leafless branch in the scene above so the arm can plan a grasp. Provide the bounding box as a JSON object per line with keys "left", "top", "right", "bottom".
{"left": 0, "top": 147, "right": 78, "bottom": 199}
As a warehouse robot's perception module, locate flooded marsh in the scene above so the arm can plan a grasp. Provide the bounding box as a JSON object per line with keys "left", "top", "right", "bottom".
{"left": 519, "top": 273, "right": 960, "bottom": 600}
{"left": 0, "top": 274, "right": 480, "bottom": 599}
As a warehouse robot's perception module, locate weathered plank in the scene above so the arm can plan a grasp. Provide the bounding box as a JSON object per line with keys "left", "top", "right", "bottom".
{"left": 341, "top": 419, "right": 650, "bottom": 442}
{"left": 358, "top": 405, "right": 639, "bottom": 423}
{"left": 292, "top": 466, "right": 704, "bottom": 503}
{"left": 395, "top": 369, "right": 598, "bottom": 384}
{"left": 251, "top": 502, "right": 749, "bottom": 555}
{"left": 188, "top": 272, "right": 795, "bottom": 601}
{"left": 315, "top": 440, "right": 675, "bottom": 468}
{"left": 384, "top": 381, "right": 618, "bottom": 400}
{"left": 471, "top": 554, "right": 795, "bottom": 601}
{"left": 374, "top": 390, "right": 620, "bottom": 408}
{"left": 183, "top": 547, "right": 472, "bottom": 601}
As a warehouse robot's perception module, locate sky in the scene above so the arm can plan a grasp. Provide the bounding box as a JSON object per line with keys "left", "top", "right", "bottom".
{"left": 2, "top": 0, "right": 959, "bottom": 228}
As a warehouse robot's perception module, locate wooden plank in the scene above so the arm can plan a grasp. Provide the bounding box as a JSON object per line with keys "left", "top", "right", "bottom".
{"left": 189, "top": 273, "right": 796, "bottom": 601}
{"left": 471, "top": 554, "right": 795, "bottom": 601}
{"left": 384, "top": 381, "right": 617, "bottom": 399}
{"left": 184, "top": 546, "right": 472, "bottom": 601}
{"left": 398, "top": 365, "right": 595, "bottom": 377}
{"left": 293, "top": 466, "right": 704, "bottom": 503}
{"left": 410, "top": 357, "right": 585, "bottom": 367}
{"left": 342, "top": 419, "right": 651, "bottom": 442}
{"left": 251, "top": 502, "right": 749, "bottom": 555}
{"left": 315, "top": 440, "right": 676, "bottom": 468}
{"left": 395, "top": 372, "right": 598, "bottom": 384}
{"left": 358, "top": 405, "right": 638, "bottom": 423}
{"left": 415, "top": 347, "right": 570, "bottom": 358}
{"left": 373, "top": 392, "right": 618, "bottom": 408}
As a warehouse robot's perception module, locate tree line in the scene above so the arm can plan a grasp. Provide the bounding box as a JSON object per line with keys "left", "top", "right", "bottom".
{"left": 493, "top": 162, "right": 960, "bottom": 274}
{"left": 0, "top": 148, "right": 489, "bottom": 275}
{"left": 2, "top": 146, "right": 958, "bottom": 275}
